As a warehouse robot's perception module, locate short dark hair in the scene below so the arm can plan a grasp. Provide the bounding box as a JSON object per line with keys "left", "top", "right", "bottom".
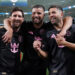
{"left": 48, "top": 5, "right": 63, "bottom": 12}
{"left": 10, "top": 7, "right": 24, "bottom": 17}
{"left": 32, "top": 5, "right": 45, "bottom": 11}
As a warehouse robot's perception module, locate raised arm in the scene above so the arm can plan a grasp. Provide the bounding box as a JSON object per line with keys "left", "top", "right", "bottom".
{"left": 2, "top": 18, "right": 13, "bottom": 43}
{"left": 63, "top": 41, "right": 75, "bottom": 50}
{"left": 59, "top": 16, "right": 73, "bottom": 36}
{"left": 55, "top": 35, "right": 75, "bottom": 50}
{"left": 4, "top": 18, "right": 12, "bottom": 31}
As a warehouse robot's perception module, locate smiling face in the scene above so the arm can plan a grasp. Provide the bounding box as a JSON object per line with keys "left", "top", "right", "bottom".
{"left": 32, "top": 8, "right": 45, "bottom": 26}
{"left": 11, "top": 11, "right": 24, "bottom": 29}
{"left": 48, "top": 7, "right": 63, "bottom": 25}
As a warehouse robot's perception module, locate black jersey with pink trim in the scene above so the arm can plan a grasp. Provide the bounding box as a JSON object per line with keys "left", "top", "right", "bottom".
{"left": 20, "top": 21, "right": 52, "bottom": 75}
{"left": 46, "top": 24, "right": 75, "bottom": 75}
{"left": 0, "top": 28, "right": 23, "bottom": 74}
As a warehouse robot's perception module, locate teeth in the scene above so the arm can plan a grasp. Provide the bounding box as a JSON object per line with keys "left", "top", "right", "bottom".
{"left": 15, "top": 21, "right": 19, "bottom": 23}
{"left": 34, "top": 18, "right": 38, "bottom": 19}
{"left": 34, "top": 18, "right": 39, "bottom": 21}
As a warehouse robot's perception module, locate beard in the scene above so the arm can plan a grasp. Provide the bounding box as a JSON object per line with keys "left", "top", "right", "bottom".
{"left": 12, "top": 25, "right": 20, "bottom": 29}
{"left": 11, "top": 23, "right": 21, "bottom": 32}
{"left": 32, "top": 17, "right": 43, "bottom": 26}
{"left": 12, "top": 25, "right": 21, "bottom": 32}
{"left": 33, "top": 20, "right": 43, "bottom": 25}
{"left": 50, "top": 17, "right": 60, "bottom": 26}
{"left": 12, "top": 20, "right": 22, "bottom": 28}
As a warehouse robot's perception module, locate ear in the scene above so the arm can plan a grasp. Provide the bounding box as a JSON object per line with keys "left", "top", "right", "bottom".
{"left": 61, "top": 11, "right": 64, "bottom": 17}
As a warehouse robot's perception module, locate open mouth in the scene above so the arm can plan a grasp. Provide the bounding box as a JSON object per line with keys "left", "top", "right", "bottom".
{"left": 33, "top": 18, "right": 40, "bottom": 22}
{"left": 14, "top": 20, "right": 20, "bottom": 24}
{"left": 51, "top": 17, "right": 56, "bottom": 23}
{"left": 14, "top": 21, "right": 20, "bottom": 25}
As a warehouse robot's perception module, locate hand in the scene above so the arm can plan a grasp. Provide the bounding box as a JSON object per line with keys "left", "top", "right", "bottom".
{"left": 3, "top": 18, "right": 13, "bottom": 43}
{"left": 2, "top": 29, "right": 13, "bottom": 43}
{"left": 55, "top": 34, "right": 66, "bottom": 46}
{"left": 58, "top": 30, "right": 66, "bottom": 37}
{"left": 4, "top": 18, "right": 12, "bottom": 28}
{"left": 33, "top": 40, "right": 42, "bottom": 51}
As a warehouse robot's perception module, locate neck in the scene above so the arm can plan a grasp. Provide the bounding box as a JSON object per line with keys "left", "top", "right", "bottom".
{"left": 54, "top": 19, "right": 63, "bottom": 31}
{"left": 13, "top": 27, "right": 20, "bottom": 32}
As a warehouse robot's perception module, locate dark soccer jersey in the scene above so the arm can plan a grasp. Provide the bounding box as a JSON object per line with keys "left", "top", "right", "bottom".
{"left": 46, "top": 24, "right": 75, "bottom": 75}
{"left": 64, "top": 24, "right": 75, "bottom": 75}
{"left": 0, "top": 28, "right": 23, "bottom": 73}
{"left": 20, "top": 21, "right": 52, "bottom": 75}
{"left": 47, "top": 28, "right": 67, "bottom": 75}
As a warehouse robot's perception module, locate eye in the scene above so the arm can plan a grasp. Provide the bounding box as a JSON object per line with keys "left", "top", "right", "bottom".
{"left": 37, "top": 12, "right": 41, "bottom": 15}
{"left": 52, "top": 11, "right": 56, "bottom": 14}
{"left": 13, "top": 15, "right": 22, "bottom": 18}
{"left": 13, "top": 15, "right": 17, "bottom": 17}
{"left": 18, "top": 15, "right": 22, "bottom": 18}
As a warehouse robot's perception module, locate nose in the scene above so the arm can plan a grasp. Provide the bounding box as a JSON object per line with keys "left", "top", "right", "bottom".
{"left": 50, "top": 13, "right": 54, "bottom": 19}
{"left": 34, "top": 13, "right": 38, "bottom": 17}
{"left": 15, "top": 16, "right": 19, "bottom": 19}
{"left": 49, "top": 13, "right": 53, "bottom": 17}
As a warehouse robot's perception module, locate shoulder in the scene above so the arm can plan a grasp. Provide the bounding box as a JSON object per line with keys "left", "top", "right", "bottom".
{"left": 0, "top": 27, "right": 6, "bottom": 32}
{"left": 22, "top": 21, "right": 33, "bottom": 25}
{"left": 70, "top": 24, "right": 75, "bottom": 32}
{"left": 45, "top": 22, "right": 53, "bottom": 30}
{"left": 71, "top": 24, "right": 75, "bottom": 28}
{"left": 0, "top": 28, "right": 6, "bottom": 36}
{"left": 21, "top": 21, "right": 33, "bottom": 28}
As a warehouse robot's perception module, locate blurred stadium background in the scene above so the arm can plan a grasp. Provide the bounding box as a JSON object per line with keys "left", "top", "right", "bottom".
{"left": 0, "top": 0, "right": 75, "bottom": 26}
{"left": 0, "top": 0, "right": 75, "bottom": 75}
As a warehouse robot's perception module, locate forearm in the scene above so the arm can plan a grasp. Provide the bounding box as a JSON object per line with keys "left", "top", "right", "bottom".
{"left": 4, "top": 18, "right": 13, "bottom": 32}
{"left": 2, "top": 19, "right": 13, "bottom": 43}
{"left": 63, "top": 16, "right": 72, "bottom": 31}
{"left": 37, "top": 48, "right": 48, "bottom": 58}
{"left": 64, "top": 41, "right": 75, "bottom": 50}
{"left": 60, "top": 16, "right": 73, "bottom": 35}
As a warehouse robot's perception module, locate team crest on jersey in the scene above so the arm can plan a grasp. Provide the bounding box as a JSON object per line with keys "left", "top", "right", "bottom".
{"left": 47, "top": 31, "right": 56, "bottom": 38}
{"left": 51, "top": 34, "right": 56, "bottom": 38}
{"left": 10, "top": 43, "right": 19, "bottom": 53}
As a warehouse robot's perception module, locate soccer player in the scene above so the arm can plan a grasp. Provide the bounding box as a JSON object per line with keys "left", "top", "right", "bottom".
{"left": 47, "top": 5, "right": 75, "bottom": 75}
{"left": 3, "top": 5, "right": 73, "bottom": 75}
{"left": 0, "top": 7, "right": 24, "bottom": 75}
